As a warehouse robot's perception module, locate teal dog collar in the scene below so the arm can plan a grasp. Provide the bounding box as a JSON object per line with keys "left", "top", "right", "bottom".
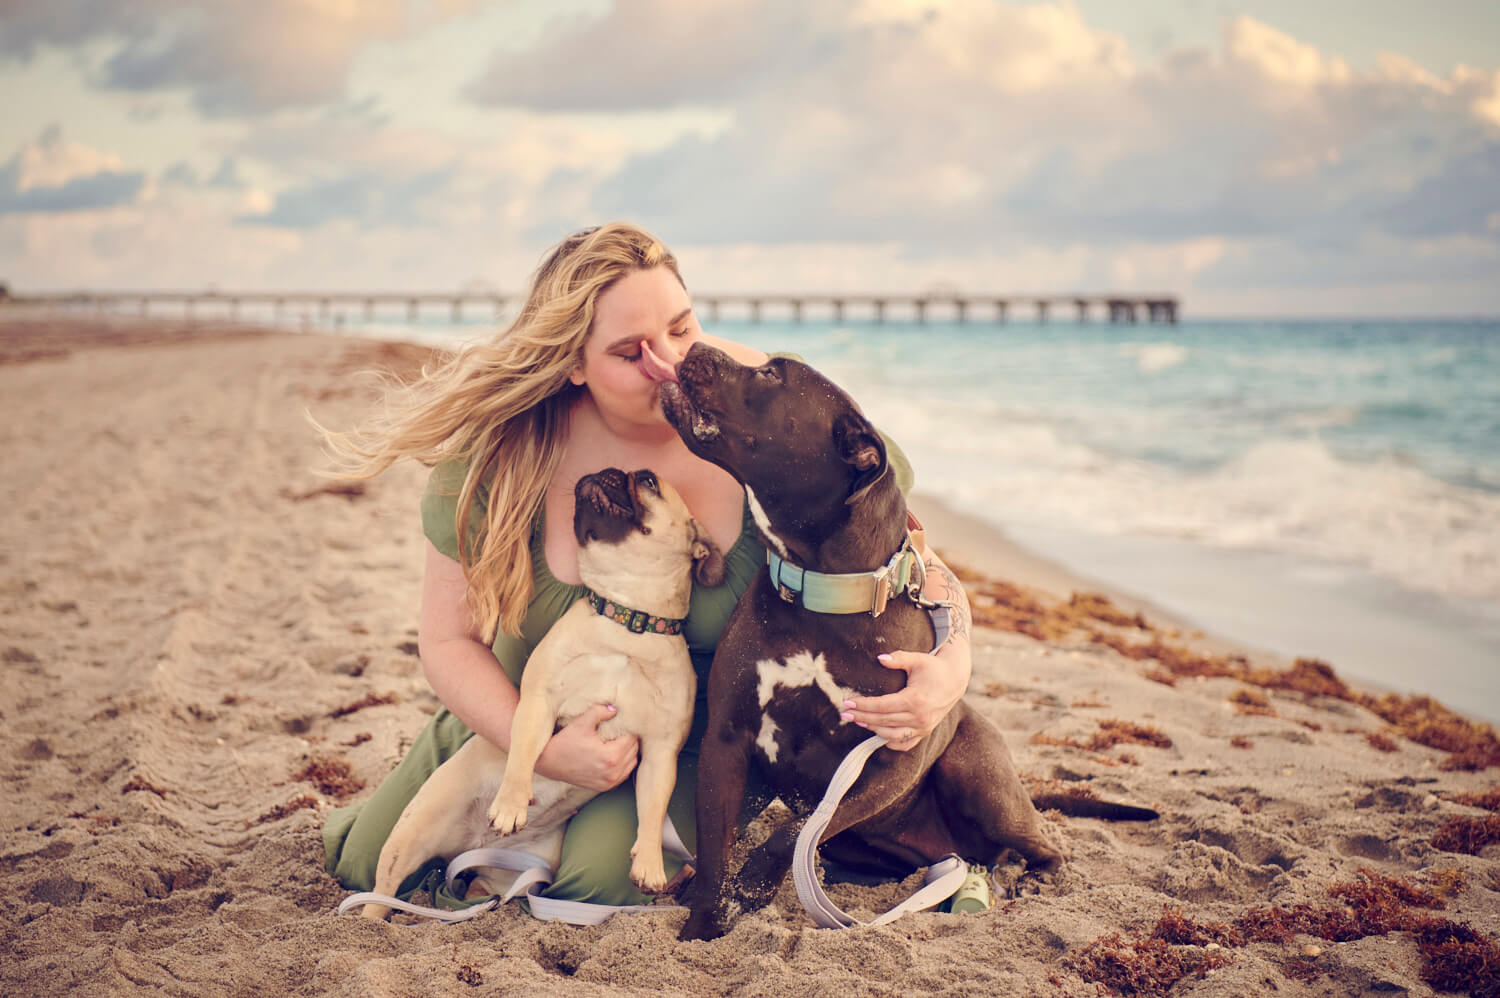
{"left": 584, "top": 590, "right": 686, "bottom": 635}
{"left": 767, "top": 534, "right": 926, "bottom": 617}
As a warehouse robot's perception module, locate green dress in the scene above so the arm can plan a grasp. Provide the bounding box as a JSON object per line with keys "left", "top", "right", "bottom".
{"left": 324, "top": 443, "right": 913, "bottom": 906}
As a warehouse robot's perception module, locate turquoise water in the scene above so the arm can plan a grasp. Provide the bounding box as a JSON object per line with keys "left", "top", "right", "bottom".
{"left": 288, "top": 307, "right": 1500, "bottom": 720}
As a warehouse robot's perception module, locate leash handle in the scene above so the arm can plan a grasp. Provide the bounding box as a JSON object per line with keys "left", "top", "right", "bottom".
{"left": 791, "top": 735, "right": 967, "bottom": 928}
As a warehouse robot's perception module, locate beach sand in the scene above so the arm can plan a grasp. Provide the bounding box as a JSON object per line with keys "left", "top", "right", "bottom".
{"left": 3, "top": 316, "right": 1497, "bottom": 997}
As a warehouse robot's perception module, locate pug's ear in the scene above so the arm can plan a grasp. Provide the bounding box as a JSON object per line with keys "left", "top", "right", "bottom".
{"left": 834, "top": 411, "right": 888, "bottom": 506}
{"left": 689, "top": 520, "right": 726, "bottom": 587}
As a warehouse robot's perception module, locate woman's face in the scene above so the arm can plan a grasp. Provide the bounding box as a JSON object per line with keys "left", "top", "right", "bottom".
{"left": 571, "top": 265, "right": 703, "bottom": 428}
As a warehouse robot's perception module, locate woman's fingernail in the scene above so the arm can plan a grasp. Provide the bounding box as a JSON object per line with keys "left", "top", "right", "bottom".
{"left": 840, "top": 711, "right": 854, "bottom": 723}
{"left": 877, "top": 653, "right": 893, "bottom": 663}
{"left": 856, "top": 721, "right": 868, "bottom": 729}
{"left": 843, "top": 699, "right": 855, "bottom": 709}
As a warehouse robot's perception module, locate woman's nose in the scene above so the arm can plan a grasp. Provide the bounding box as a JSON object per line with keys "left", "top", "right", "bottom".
{"left": 637, "top": 338, "right": 680, "bottom": 383}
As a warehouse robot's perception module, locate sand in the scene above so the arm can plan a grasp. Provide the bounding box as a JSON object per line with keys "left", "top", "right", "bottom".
{"left": 2, "top": 316, "right": 1497, "bottom": 997}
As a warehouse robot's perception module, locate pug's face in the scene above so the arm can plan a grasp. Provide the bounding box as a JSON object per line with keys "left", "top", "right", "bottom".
{"left": 573, "top": 468, "right": 725, "bottom": 588}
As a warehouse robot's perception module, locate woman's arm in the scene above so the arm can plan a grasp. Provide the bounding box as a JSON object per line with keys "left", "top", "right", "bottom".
{"left": 838, "top": 537, "right": 974, "bottom": 751}
{"left": 418, "top": 541, "right": 639, "bottom": 790}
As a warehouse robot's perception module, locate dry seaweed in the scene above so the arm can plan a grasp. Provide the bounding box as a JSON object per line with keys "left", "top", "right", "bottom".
{"left": 1067, "top": 931, "right": 1234, "bottom": 996}
{"left": 1226, "top": 868, "right": 1498, "bottom": 996}
{"left": 1068, "top": 592, "right": 1149, "bottom": 629}
{"left": 1446, "top": 786, "right": 1500, "bottom": 811}
{"left": 1151, "top": 906, "right": 1242, "bottom": 947}
{"left": 1229, "top": 688, "right": 1276, "bottom": 717}
{"left": 1431, "top": 814, "right": 1500, "bottom": 855}
{"left": 328, "top": 691, "right": 396, "bottom": 719}
{"left": 1032, "top": 718, "right": 1173, "bottom": 754}
{"left": 122, "top": 775, "right": 168, "bottom": 798}
{"left": 1427, "top": 868, "right": 1470, "bottom": 897}
{"left": 293, "top": 757, "right": 364, "bottom": 799}
{"left": 247, "top": 794, "right": 319, "bottom": 827}
{"left": 951, "top": 561, "right": 1500, "bottom": 770}
{"left": 1411, "top": 920, "right": 1500, "bottom": 998}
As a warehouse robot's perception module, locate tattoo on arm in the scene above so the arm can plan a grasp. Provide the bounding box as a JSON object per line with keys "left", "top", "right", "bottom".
{"left": 923, "top": 555, "right": 971, "bottom": 643}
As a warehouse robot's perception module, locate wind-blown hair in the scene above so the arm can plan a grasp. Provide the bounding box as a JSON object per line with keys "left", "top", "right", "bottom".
{"left": 320, "top": 222, "right": 683, "bottom": 640}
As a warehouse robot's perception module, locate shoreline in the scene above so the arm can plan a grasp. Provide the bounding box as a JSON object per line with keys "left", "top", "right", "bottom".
{"left": 4, "top": 316, "right": 1498, "bottom": 998}
{"left": 909, "top": 494, "right": 1499, "bottom": 718}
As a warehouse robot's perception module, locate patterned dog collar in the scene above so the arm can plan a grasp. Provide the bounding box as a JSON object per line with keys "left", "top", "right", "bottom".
{"left": 584, "top": 590, "right": 685, "bottom": 636}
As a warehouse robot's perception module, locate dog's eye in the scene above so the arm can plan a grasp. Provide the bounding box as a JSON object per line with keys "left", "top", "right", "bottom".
{"left": 637, "top": 471, "right": 659, "bottom": 493}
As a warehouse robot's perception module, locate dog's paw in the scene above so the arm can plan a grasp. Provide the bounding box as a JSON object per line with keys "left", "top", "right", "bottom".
{"left": 629, "top": 846, "right": 669, "bottom": 894}
{"left": 992, "top": 848, "right": 1063, "bottom": 897}
{"left": 678, "top": 909, "right": 728, "bottom": 942}
{"left": 487, "top": 792, "right": 530, "bottom": 835}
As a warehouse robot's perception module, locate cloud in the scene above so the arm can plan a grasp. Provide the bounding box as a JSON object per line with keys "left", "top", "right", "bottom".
{"left": 0, "top": 0, "right": 474, "bottom": 116}
{"left": 465, "top": 0, "right": 833, "bottom": 110}
{"left": 0, "top": 126, "right": 145, "bottom": 215}
{"left": 237, "top": 168, "right": 455, "bottom": 229}
{"left": 1225, "top": 14, "right": 1351, "bottom": 86}
{"left": 561, "top": 4, "right": 1500, "bottom": 305}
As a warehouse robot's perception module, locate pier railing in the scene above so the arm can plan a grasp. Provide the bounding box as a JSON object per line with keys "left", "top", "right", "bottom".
{"left": 0, "top": 289, "right": 1179, "bottom": 324}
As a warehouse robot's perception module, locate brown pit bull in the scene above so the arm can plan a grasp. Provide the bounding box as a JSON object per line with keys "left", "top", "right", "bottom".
{"left": 361, "top": 468, "right": 722, "bottom": 919}
{"left": 660, "top": 345, "right": 1154, "bottom": 941}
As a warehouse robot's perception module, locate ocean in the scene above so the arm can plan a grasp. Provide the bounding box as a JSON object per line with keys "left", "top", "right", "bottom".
{"left": 284, "top": 307, "right": 1500, "bottom": 722}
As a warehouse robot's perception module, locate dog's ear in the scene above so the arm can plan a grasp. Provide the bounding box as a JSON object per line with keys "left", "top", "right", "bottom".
{"left": 834, "top": 411, "right": 888, "bottom": 506}
{"left": 689, "top": 520, "right": 726, "bottom": 587}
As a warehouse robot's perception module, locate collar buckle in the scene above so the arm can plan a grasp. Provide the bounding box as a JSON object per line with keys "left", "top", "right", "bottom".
{"left": 869, "top": 564, "right": 892, "bottom": 617}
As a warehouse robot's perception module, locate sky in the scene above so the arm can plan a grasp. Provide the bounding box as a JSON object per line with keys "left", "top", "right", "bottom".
{"left": 0, "top": 0, "right": 1497, "bottom": 316}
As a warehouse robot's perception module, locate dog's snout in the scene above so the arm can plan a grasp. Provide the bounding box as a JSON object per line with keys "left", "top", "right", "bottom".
{"left": 676, "top": 342, "right": 732, "bottom": 387}
{"left": 575, "top": 467, "right": 636, "bottom": 519}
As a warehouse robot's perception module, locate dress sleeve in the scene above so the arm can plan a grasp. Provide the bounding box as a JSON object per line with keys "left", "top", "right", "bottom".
{"left": 421, "top": 460, "right": 537, "bottom": 685}
{"left": 878, "top": 428, "right": 915, "bottom": 498}
{"left": 421, "top": 460, "right": 474, "bottom": 561}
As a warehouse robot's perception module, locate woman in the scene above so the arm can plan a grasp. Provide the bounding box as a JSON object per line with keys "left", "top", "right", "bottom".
{"left": 322, "top": 223, "right": 975, "bottom": 907}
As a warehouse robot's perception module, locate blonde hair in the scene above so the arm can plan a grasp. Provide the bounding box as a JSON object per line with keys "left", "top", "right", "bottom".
{"left": 321, "top": 222, "right": 683, "bottom": 641}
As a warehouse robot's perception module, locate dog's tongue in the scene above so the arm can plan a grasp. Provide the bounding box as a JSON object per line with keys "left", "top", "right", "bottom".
{"left": 636, "top": 339, "right": 679, "bottom": 384}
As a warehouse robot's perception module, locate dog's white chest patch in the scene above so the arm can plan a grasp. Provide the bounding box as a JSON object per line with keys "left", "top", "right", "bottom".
{"left": 756, "top": 714, "right": 782, "bottom": 763}
{"left": 753, "top": 651, "right": 854, "bottom": 763}
{"left": 744, "top": 486, "right": 790, "bottom": 561}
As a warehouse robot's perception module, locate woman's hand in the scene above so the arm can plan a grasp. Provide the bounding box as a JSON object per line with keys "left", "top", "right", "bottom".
{"left": 840, "top": 645, "right": 970, "bottom": 751}
{"left": 534, "top": 703, "right": 640, "bottom": 791}
{"left": 839, "top": 538, "right": 974, "bottom": 752}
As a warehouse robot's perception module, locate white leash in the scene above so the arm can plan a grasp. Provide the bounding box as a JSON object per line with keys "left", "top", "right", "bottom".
{"left": 789, "top": 609, "right": 965, "bottom": 928}
{"left": 791, "top": 735, "right": 967, "bottom": 928}
{"left": 338, "top": 819, "right": 694, "bottom": 925}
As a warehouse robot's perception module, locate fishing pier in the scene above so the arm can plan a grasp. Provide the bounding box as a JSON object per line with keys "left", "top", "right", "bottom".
{"left": 2, "top": 289, "right": 1179, "bottom": 324}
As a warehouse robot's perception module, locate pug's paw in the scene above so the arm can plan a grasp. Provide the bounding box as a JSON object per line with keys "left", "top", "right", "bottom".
{"left": 629, "top": 844, "right": 668, "bottom": 894}
{"left": 488, "top": 786, "right": 531, "bottom": 835}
